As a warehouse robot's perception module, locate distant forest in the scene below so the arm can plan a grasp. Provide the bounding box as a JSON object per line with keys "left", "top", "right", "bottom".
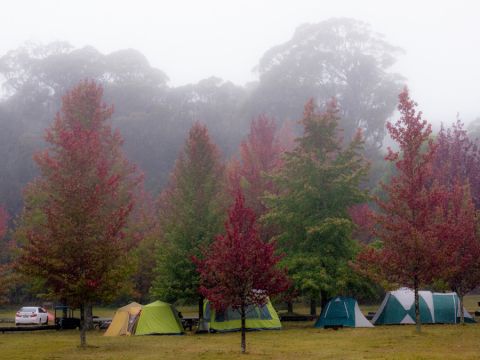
{"left": 0, "top": 18, "right": 417, "bottom": 218}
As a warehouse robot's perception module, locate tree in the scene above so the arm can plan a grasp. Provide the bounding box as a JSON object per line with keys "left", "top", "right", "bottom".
{"left": 357, "top": 88, "right": 441, "bottom": 333}
{"left": 250, "top": 18, "right": 404, "bottom": 150}
{"left": 467, "top": 116, "right": 480, "bottom": 140}
{"left": 434, "top": 183, "right": 480, "bottom": 324}
{"left": 434, "top": 120, "right": 480, "bottom": 208}
{"left": 16, "top": 80, "right": 142, "bottom": 346}
{"left": 195, "top": 190, "right": 289, "bottom": 353}
{"left": 227, "top": 115, "right": 284, "bottom": 223}
{"left": 151, "top": 122, "right": 225, "bottom": 319}
{"left": 348, "top": 203, "right": 376, "bottom": 244}
{"left": 264, "top": 98, "right": 369, "bottom": 314}
{"left": 124, "top": 188, "right": 158, "bottom": 304}
{"left": 431, "top": 121, "right": 480, "bottom": 324}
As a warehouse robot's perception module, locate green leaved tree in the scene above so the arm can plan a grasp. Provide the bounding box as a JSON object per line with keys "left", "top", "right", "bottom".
{"left": 264, "top": 99, "right": 369, "bottom": 314}
{"left": 151, "top": 122, "right": 225, "bottom": 318}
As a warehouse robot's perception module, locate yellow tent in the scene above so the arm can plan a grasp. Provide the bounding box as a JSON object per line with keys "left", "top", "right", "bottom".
{"left": 104, "top": 302, "right": 143, "bottom": 336}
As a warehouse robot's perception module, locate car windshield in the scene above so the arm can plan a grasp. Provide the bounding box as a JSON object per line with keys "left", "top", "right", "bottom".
{"left": 20, "top": 307, "right": 37, "bottom": 312}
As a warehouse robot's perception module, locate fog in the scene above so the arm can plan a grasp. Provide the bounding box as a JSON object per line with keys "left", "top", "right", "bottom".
{"left": 1, "top": 0, "right": 479, "bottom": 125}
{"left": 1, "top": 0, "right": 480, "bottom": 216}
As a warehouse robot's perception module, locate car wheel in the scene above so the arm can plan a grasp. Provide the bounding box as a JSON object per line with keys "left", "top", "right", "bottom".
{"left": 44, "top": 317, "right": 48, "bottom": 325}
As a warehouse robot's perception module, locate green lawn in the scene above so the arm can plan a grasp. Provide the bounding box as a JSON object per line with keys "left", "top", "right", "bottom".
{"left": 1, "top": 322, "right": 480, "bottom": 359}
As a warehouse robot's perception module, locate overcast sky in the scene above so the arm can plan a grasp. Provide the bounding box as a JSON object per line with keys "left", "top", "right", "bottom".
{"left": 1, "top": 0, "right": 479, "bottom": 126}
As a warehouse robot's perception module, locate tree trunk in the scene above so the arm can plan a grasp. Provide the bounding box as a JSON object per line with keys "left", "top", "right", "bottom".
{"left": 414, "top": 276, "right": 421, "bottom": 333}
{"left": 320, "top": 290, "right": 328, "bottom": 312}
{"left": 310, "top": 298, "right": 317, "bottom": 316}
{"left": 198, "top": 296, "right": 204, "bottom": 319}
{"left": 85, "top": 304, "right": 94, "bottom": 330}
{"left": 241, "top": 304, "right": 246, "bottom": 354}
{"left": 80, "top": 304, "right": 87, "bottom": 347}
{"left": 287, "top": 301, "right": 293, "bottom": 314}
{"left": 459, "top": 293, "right": 465, "bottom": 325}
{"left": 61, "top": 298, "right": 67, "bottom": 318}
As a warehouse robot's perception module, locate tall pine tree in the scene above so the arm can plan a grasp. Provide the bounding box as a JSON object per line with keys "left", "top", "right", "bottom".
{"left": 264, "top": 99, "right": 369, "bottom": 314}
{"left": 151, "top": 122, "right": 225, "bottom": 318}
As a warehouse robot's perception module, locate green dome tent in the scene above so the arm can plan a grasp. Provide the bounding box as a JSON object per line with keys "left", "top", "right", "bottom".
{"left": 204, "top": 299, "right": 281, "bottom": 332}
{"left": 373, "top": 288, "right": 475, "bottom": 325}
{"left": 314, "top": 297, "right": 373, "bottom": 328}
{"left": 135, "top": 300, "right": 184, "bottom": 335}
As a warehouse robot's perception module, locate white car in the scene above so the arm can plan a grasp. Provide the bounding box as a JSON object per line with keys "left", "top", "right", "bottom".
{"left": 15, "top": 306, "right": 49, "bottom": 325}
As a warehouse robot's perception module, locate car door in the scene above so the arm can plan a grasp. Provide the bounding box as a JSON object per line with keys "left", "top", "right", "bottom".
{"left": 38, "top": 308, "right": 47, "bottom": 324}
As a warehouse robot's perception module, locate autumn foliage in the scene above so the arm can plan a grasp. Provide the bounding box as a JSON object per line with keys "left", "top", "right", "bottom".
{"left": 357, "top": 88, "right": 444, "bottom": 332}
{"left": 433, "top": 120, "right": 480, "bottom": 208}
{"left": 227, "top": 115, "right": 283, "bottom": 216}
{"left": 432, "top": 122, "right": 480, "bottom": 322}
{"left": 16, "top": 80, "right": 141, "bottom": 346}
{"left": 195, "top": 190, "right": 289, "bottom": 353}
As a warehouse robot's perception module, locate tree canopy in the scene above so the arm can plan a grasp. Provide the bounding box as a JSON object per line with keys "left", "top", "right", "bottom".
{"left": 250, "top": 18, "right": 404, "bottom": 150}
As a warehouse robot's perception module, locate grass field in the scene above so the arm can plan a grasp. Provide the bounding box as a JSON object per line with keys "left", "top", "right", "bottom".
{"left": 1, "top": 322, "right": 480, "bottom": 359}
{"left": 0, "top": 296, "right": 479, "bottom": 359}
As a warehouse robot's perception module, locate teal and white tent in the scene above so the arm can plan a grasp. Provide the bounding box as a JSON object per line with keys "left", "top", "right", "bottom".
{"left": 314, "top": 296, "right": 373, "bottom": 328}
{"left": 372, "top": 288, "right": 475, "bottom": 325}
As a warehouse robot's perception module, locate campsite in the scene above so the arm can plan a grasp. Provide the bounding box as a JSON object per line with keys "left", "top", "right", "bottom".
{"left": 2, "top": 1, "right": 480, "bottom": 358}
{"left": 1, "top": 297, "right": 480, "bottom": 360}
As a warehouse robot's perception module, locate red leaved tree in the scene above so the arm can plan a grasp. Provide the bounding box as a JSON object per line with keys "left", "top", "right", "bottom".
{"left": 431, "top": 121, "right": 480, "bottom": 323}
{"left": 16, "top": 80, "right": 142, "bottom": 346}
{"left": 357, "top": 88, "right": 442, "bottom": 332}
{"left": 433, "top": 119, "right": 480, "bottom": 207}
{"left": 227, "top": 115, "right": 283, "bottom": 216}
{"left": 195, "top": 190, "right": 289, "bottom": 353}
{"left": 348, "top": 203, "right": 376, "bottom": 244}
{"left": 435, "top": 182, "right": 480, "bottom": 324}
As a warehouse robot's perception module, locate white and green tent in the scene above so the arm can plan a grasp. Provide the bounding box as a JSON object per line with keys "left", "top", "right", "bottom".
{"left": 372, "top": 288, "right": 475, "bottom": 325}
{"left": 204, "top": 299, "right": 281, "bottom": 332}
{"left": 314, "top": 296, "right": 373, "bottom": 328}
